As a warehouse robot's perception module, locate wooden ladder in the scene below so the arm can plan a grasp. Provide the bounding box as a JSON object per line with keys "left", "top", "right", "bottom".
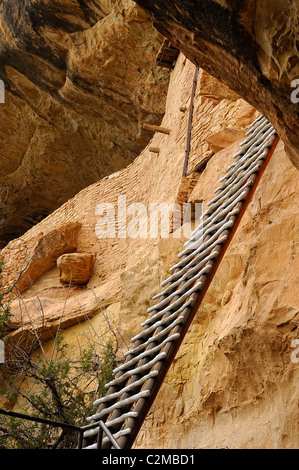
{"left": 83, "top": 116, "right": 280, "bottom": 449}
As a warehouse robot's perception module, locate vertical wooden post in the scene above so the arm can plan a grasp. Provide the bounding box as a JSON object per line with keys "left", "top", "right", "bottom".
{"left": 182, "top": 65, "right": 199, "bottom": 177}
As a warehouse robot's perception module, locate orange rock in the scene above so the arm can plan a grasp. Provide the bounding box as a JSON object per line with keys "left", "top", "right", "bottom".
{"left": 57, "top": 253, "right": 95, "bottom": 285}
{"left": 2, "top": 55, "right": 298, "bottom": 449}
{"left": 0, "top": 0, "right": 170, "bottom": 248}
{"left": 205, "top": 128, "right": 246, "bottom": 153}
{"left": 15, "top": 222, "right": 81, "bottom": 293}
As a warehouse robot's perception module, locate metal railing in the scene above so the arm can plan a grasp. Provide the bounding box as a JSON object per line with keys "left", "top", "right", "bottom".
{"left": 0, "top": 408, "right": 120, "bottom": 449}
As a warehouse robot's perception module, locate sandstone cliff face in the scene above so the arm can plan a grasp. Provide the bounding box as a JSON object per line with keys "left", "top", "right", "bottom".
{"left": 0, "top": 55, "right": 258, "bottom": 346}
{"left": 137, "top": 138, "right": 299, "bottom": 450}
{"left": 134, "top": 0, "right": 299, "bottom": 169}
{"left": 1, "top": 51, "right": 298, "bottom": 449}
{"left": 0, "top": 0, "right": 169, "bottom": 245}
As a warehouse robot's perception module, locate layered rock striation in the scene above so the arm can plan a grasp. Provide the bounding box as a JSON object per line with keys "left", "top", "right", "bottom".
{"left": 1, "top": 52, "right": 298, "bottom": 448}
{"left": 0, "top": 0, "right": 170, "bottom": 245}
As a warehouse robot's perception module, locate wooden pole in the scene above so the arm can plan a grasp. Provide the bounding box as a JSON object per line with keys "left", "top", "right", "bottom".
{"left": 143, "top": 123, "right": 171, "bottom": 135}
{"left": 149, "top": 147, "right": 160, "bottom": 154}
{"left": 182, "top": 65, "right": 200, "bottom": 177}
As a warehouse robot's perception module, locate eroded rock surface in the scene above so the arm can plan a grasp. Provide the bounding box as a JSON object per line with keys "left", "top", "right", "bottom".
{"left": 0, "top": 0, "right": 170, "bottom": 245}
{"left": 1, "top": 55, "right": 298, "bottom": 448}
{"left": 134, "top": 0, "right": 299, "bottom": 167}
{"left": 57, "top": 252, "right": 95, "bottom": 285}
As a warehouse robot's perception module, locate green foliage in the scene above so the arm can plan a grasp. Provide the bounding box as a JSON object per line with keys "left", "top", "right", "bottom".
{"left": 97, "top": 339, "right": 116, "bottom": 397}
{"left": 0, "top": 332, "right": 117, "bottom": 449}
{"left": 0, "top": 263, "right": 118, "bottom": 449}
